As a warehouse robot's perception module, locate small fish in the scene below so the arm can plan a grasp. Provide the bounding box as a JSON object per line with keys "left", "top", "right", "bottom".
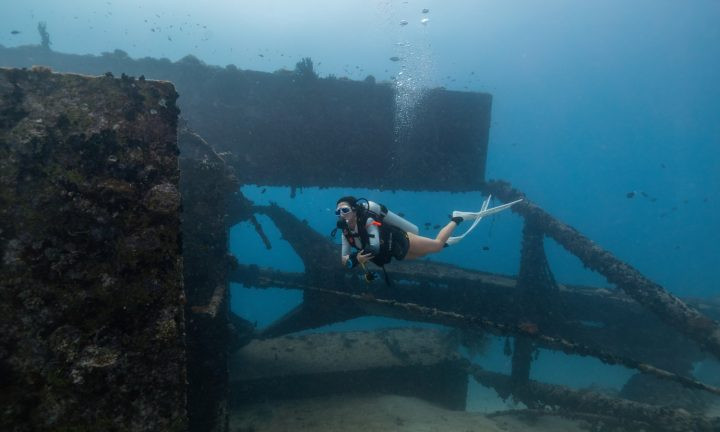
{"left": 482, "top": 246, "right": 490, "bottom": 251}
{"left": 422, "top": 8, "right": 430, "bottom": 13}
{"left": 261, "top": 188, "right": 266, "bottom": 194}
{"left": 389, "top": 56, "right": 400, "bottom": 62}
{"left": 433, "top": 224, "right": 440, "bottom": 229}
{"left": 399, "top": 20, "right": 408, "bottom": 26}
{"left": 10, "top": 30, "right": 20, "bottom": 35}
{"left": 626, "top": 191, "right": 635, "bottom": 199}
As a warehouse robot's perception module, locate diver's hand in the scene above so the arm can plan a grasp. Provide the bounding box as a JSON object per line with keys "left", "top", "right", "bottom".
{"left": 357, "top": 250, "right": 374, "bottom": 264}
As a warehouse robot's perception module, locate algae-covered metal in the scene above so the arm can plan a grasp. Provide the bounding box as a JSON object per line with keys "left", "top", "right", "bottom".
{"left": 0, "top": 45, "right": 491, "bottom": 191}
{"left": 0, "top": 67, "right": 185, "bottom": 431}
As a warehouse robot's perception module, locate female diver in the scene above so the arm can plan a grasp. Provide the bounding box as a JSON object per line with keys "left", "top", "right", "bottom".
{"left": 334, "top": 195, "right": 522, "bottom": 277}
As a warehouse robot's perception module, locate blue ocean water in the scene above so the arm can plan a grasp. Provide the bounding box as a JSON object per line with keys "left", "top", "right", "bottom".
{"left": 3, "top": 0, "right": 718, "bottom": 410}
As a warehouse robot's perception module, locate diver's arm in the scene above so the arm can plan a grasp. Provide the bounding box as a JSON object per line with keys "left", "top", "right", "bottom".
{"left": 341, "top": 231, "right": 374, "bottom": 269}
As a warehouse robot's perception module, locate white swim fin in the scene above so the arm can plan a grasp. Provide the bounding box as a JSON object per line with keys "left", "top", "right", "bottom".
{"left": 452, "top": 193, "right": 491, "bottom": 221}
{"left": 446, "top": 196, "right": 523, "bottom": 246}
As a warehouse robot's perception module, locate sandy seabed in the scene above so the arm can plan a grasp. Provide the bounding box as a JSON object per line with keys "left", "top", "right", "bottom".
{"left": 229, "top": 394, "right": 591, "bottom": 432}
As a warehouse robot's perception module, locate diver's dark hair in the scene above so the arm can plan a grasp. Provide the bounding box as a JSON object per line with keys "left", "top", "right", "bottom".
{"left": 336, "top": 196, "right": 358, "bottom": 209}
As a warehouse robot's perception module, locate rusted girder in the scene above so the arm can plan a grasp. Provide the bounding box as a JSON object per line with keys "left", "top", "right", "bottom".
{"left": 311, "top": 288, "right": 720, "bottom": 396}
{"left": 482, "top": 180, "right": 720, "bottom": 362}
{"left": 299, "top": 285, "right": 720, "bottom": 397}
{"left": 511, "top": 219, "right": 558, "bottom": 387}
{"left": 254, "top": 204, "right": 341, "bottom": 287}
{"left": 237, "top": 204, "right": 708, "bottom": 372}
{"left": 236, "top": 202, "right": 720, "bottom": 396}
{"left": 470, "top": 365, "right": 720, "bottom": 432}
{"left": 232, "top": 262, "right": 718, "bottom": 375}
{"left": 231, "top": 261, "right": 720, "bottom": 398}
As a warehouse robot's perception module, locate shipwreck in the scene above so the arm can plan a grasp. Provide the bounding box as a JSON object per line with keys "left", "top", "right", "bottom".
{"left": 1, "top": 41, "right": 719, "bottom": 432}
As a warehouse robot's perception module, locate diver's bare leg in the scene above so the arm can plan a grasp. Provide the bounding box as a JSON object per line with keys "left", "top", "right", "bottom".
{"left": 435, "top": 220, "right": 458, "bottom": 244}
{"left": 405, "top": 221, "right": 458, "bottom": 259}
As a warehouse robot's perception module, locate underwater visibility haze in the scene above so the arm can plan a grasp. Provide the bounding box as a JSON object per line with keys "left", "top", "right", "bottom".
{"left": 1, "top": 1, "right": 719, "bottom": 431}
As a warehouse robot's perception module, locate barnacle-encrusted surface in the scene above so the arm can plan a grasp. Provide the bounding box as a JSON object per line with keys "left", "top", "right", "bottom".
{"left": 0, "top": 46, "right": 491, "bottom": 191}
{"left": 0, "top": 67, "right": 185, "bottom": 432}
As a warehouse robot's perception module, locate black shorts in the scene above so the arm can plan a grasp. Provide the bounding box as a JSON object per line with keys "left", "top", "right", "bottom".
{"left": 388, "top": 226, "right": 410, "bottom": 261}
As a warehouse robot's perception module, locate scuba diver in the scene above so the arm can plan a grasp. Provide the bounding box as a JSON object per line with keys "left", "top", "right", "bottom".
{"left": 332, "top": 195, "right": 522, "bottom": 284}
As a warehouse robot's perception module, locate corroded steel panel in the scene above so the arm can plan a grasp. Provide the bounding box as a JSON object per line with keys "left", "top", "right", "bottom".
{"left": 199, "top": 73, "right": 491, "bottom": 191}
{"left": 229, "top": 328, "right": 468, "bottom": 410}
{"left": 0, "top": 67, "right": 185, "bottom": 431}
{"left": 0, "top": 46, "right": 491, "bottom": 191}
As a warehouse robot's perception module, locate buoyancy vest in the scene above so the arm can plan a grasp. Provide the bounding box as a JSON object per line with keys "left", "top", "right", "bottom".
{"left": 342, "top": 209, "right": 407, "bottom": 267}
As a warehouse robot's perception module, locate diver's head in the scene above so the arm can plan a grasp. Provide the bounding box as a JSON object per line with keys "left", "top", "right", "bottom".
{"left": 335, "top": 196, "right": 358, "bottom": 226}
{"left": 336, "top": 196, "right": 357, "bottom": 209}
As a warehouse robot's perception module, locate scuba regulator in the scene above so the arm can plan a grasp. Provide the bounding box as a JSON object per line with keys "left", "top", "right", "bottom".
{"left": 330, "top": 218, "right": 349, "bottom": 238}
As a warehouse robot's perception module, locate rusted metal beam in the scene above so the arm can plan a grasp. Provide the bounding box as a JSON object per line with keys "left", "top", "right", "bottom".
{"left": 178, "top": 127, "right": 237, "bottom": 432}
{"left": 235, "top": 203, "right": 708, "bottom": 371}
{"left": 230, "top": 262, "right": 712, "bottom": 373}
{"left": 234, "top": 200, "right": 720, "bottom": 397}
{"left": 470, "top": 365, "right": 720, "bottom": 432}
{"left": 190, "top": 284, "right": 226, "bottom": 318}
{"left": 269, "top": 284, "right": 720, "bottom": 397}
{"left": 510, "top": 219, "right": 556, "bottom": 387}
{"left": 231, "top": 262, "right": 720, "bottom": 398}
{"left": 482, "top": 180, "right": 720, "bottom": 362}
{"left": 260, "top": 289, "right": 366, "bottom": 338}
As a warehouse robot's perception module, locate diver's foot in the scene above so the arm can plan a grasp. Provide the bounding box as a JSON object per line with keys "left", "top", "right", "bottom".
{"left": 452, "top": 210, "right": 481, "bottom": 221}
